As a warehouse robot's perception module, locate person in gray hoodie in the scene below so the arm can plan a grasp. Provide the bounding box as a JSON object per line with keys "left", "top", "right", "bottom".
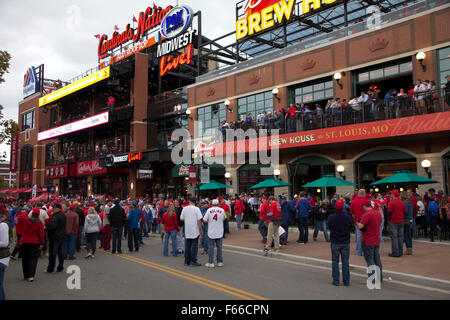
{"left": 84, "top": 207, "right": 102, "bottom": 258}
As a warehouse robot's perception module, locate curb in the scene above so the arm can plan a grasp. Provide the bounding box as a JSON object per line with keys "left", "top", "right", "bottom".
{"left": 222, "top": 243, "right": 450, "bottom": 294}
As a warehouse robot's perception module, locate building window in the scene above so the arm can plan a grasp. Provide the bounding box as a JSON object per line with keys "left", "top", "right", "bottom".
{"left": 438, "top": 46, "right": 450, "bottom": 88}
{"left": 20, "top": 145, "right": 33, "bottom": 173}
{"left": 237, "top": 91, "right": 273, "bottom": 121}
{"left": 290, "top": 79, "right": 333, "bottom": 105}
{"left": 21, "top": 109, "right": 35, "bottom": 131}
{"left": 197, "top": 103, "right": 226, "bottom": 138}
{"left": 356, "top": 61, "right": 412, "bottom": 85}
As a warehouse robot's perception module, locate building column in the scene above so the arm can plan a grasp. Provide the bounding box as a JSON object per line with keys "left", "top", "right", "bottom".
{"left": 416, "top": 154, "right": 445, "bottom": 195}
{"left": 275, "top": 165, "right": 289, "bottom": 198}
{"left": 335, "top": 160, "right": 357, "bottom": 197}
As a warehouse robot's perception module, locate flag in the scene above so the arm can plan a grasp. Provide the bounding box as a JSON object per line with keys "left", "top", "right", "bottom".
{"left": 114, "top": 25, "right": 119, "bottom": 31}
{"left": 94, "top": 34, "right": 100, "bottom": 39}
{"left": 133, "top": 16, "right": 138, "bottom": 23}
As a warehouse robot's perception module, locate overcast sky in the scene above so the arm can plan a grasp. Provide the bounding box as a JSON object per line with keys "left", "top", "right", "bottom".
{"left": 0, "top": 0, "right": 237, "bottom": 161}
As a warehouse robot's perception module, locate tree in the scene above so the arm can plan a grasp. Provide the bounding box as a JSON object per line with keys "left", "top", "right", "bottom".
{"left": 0, "top": 50, "right": 14, "bottom": 162}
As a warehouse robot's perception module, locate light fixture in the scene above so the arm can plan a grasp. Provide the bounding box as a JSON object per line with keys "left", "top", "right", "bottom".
{"left": 416, "top": 52, "right": 426, "bottom": 72}
{"left": 131, "top": 182, "right": 134, "bottom": 190}
{"left": 272, "top": 88, "right": 280, "bottom": 102}
{"left": 375, "top": 188, "right": 379, "bottom": 192}
{"left": 274, "top": 169, "right": 281, "bottom": 177}
{"left": 224, "top": 99, "right": 233, "bottom": 113}
{"left": 225, "top": 172, "right": 231, "bottom": 179}
{"left": 400, "top": 188, "right": 404, "bottom": 192}
{"left": 185, "top": 108, "right": 193, "bottom": 120}
{"left": 334, "top": 72, "right": 344, "bottom": 89}
{"left": 317, "top": 188, "right": 321, "bottom": 193}
{"left": 336, "top": 165, "right": 346, "bottom": 180}
{"left": 421, "top": 159, "right": 432, "bottom": 178}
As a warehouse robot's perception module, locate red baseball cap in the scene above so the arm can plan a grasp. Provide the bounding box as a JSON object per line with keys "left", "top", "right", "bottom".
{"left": 335, "top": 199, "right": 344, "bottom": 211}
{"left": 389, "top": 190, "right": 400, "bottom": 197}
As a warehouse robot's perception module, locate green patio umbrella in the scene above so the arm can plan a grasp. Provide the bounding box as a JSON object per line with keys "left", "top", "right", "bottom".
{"left": 250, "top": 178, "right": 292, "bottom": 189}
{"left": 302, "top": 175, "right": 357, "bottom": 188}
{"left": 370, "top": 170, "right": 438, "bottom": 186}
{"left": 198, "top": 180, "right": 231, "bottom": 190}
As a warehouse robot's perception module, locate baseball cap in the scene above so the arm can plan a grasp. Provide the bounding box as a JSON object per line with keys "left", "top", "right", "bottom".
{"left": 212, "top": 199, "right": 219, "bottom": 206}
{"left": 389, "top": 190, "right": 400, "bottom": 198}
{"left": 114, "top": 198, "right": 120, "bottom": 205}
{"left": 335, "top": 199, "right": 344, "bottom": 211}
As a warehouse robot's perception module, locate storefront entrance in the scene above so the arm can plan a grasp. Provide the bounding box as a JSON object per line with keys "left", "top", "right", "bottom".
{"left": 288, "top": 156, "right": 336, "bottom": 199}
{"left": 355, "top": 149, "right": 417, "bottom": 191}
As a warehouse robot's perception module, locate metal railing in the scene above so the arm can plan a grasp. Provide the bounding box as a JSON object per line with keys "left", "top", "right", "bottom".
{"left": 217, "top": 89, "right": 450, "bottom": 138}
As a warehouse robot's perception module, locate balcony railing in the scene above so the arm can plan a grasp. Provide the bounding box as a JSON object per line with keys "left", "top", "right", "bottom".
{"left": 215, "top": 89, "right": 450, "bottom": 138}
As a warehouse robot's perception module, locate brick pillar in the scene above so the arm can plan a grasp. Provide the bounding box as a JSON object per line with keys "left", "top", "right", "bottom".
{"left": 335, "top": 160, "right": 357, "bottom": 196}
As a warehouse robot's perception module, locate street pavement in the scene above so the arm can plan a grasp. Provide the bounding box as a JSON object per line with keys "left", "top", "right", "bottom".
{"left": 3, "top": 225, "right": 450, "bottom": 300}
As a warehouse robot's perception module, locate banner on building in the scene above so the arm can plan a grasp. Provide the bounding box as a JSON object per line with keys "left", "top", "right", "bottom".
{"left": 10, "top": 134, "right": 18, "bottom": 173}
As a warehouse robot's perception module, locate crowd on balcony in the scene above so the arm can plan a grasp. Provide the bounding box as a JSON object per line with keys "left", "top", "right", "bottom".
{"left": 217, "top": 79, "right": 449, "bottom": 138}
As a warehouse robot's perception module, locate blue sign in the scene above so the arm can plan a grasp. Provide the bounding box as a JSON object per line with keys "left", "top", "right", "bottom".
{"left": 23, "top": 67, "right": 39, "bottom": 98}
{"left": 160, "top": 5, "right": 194, "bottom": 40}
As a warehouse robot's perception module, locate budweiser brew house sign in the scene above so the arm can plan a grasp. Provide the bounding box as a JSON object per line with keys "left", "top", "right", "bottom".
{"left": 97, "top": 4, "right": 172, "bottom": 59}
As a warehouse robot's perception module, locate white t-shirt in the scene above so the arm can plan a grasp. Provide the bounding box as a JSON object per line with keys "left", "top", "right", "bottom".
{"left": 203, "top": 207, "right": 227, "bottom": 239}
{"left": 180, "top": 205, "right": 203, "bottom": 239}
{"left": 0, "top": 222, "right": 10, "bottom": 267}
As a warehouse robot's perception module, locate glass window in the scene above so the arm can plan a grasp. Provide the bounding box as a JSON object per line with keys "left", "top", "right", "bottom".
{"left": 359, "top": 72, "right": 369, "bottom": 82}
{"left": 21, "top": 110, "right": 35, "bottom": 131}
{"left": 399, "top": 62, "right": 413, "bottom": 73}
{"left": 384, "top": 65, "right": 399, "bottom": 77}
{"left": 369, "top": 69, "right": 384, "bottom": 80}
{"left": 196, "top": 103, "right": 226, "bottom": 138}
{"left": 290, "top": 79, "right": 334, "bottom": 105}
{"left": 439, "top": 47, "right": 450, "bottom": 86}
{"left": 237, "top": 90, "right": 273, "bottom": 120}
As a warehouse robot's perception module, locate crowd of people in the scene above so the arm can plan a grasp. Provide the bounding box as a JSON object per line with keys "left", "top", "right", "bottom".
{"left": 217, "top": 77, "right": 449, "bottom": 138}
{"left": 0, "top": 186, "right": 449, "bottom": 298}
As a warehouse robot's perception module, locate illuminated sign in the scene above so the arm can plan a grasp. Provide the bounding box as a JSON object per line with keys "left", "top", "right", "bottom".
{"left": 45, "top": 165, "right": 68, "bottom": 179}
{"left": 37, "top": 111, "right": 109, "bottom": 141}
{"left": 160, "top": 5, "right": 194, "bottom": 40}
{"left": 160, "top": 43, "right": 193, "bottom": 76}
{"left": 23, "top": 67, "right": 39, "bottom": 98}
{"left": 39, "top": 67, "right": 110, "bottom": 107}
{"left": 97, "top": 4, "right": 172, "bottom": 59}
{"left": 77, "top": 160, "right": 107, "bottom": 176}
{"left": 128, "top": 151, "right": 143, "bottom": 163}
{"left": 157, "top": 29, "right": 195, "bottom": 58}
{"left": 236, "top": 0, "right": 339, "bottom": 40}
{"left": 137, "top": 169, "right": 153, "bottom": 179}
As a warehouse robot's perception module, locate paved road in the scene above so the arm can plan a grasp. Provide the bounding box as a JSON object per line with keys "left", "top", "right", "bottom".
{"left": 4, "top": 236, "right": 449, "bottom": 300}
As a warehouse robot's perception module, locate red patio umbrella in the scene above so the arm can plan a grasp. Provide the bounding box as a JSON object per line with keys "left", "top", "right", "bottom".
{"left": 29, "top": 193, "right": 57, "bottom": 203}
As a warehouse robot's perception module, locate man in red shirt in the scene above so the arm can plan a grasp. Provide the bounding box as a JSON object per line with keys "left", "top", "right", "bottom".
{"left": 264, "top": 196, "right": 281, "bottom": 254}
{"left": 358, "top": 203, "right": 383, "bottom": 284}
{"left": 258, "top": 195, "right": 269, "bottom": 244}
{"left": 286, "top": 104, "right": 297, "bottom": 133}
{"left": 234, "top": 196, "right": 245, "bottom": 231}
{"left": 387, "top": 190, "right": 406, "bottom": 257}
{"left": 350, "top": 189, "right": 371, "bottom": 256}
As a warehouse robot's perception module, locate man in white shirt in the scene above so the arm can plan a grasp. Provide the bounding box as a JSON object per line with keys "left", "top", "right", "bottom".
{"left": 358, "top": 91, "right": 369, "bottom": 122}
{"left": 180, "top": 198, "right": 203, "bottom": 267}
{"left": 203, "top": 199, "right": 227, "bottom": 268}
{"left": 414, "top": 79, "right": 426, "bottom": 114}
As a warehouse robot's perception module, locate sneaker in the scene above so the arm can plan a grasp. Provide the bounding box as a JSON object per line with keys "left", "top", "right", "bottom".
{"left": 85, "top": 253, "right": 92, "bottom": 259}
{"left": 205, "top": 263, "right": 215, "bottom": 268}
{"left": 217, "top": 262, "right": 224, "bottom": 267}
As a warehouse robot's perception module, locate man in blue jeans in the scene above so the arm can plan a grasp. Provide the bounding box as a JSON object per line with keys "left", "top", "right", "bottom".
{"left": 295, "top": 192, "right": 311, "bottom": 244}
{"left": 181, "top": 198, "right": 203, "bottom": 267}
{"left": 358, "top": 203, "right": 383, "bottom": 284}
{"left": 327, "top": 200, "right": 353, "bottom": 286}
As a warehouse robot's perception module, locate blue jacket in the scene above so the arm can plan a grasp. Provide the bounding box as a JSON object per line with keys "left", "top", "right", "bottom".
{"left": 428, "top": 201, "right": 439, "bottom": 217}
{"left": 127, "top": 208, "right": 142, "bottom": 229}
{"left": 281, "top": 201, "right": 294, "bottom": 225}
{"left": 296, "top": 199, "right": 311, "bottom": 219}
{"left": 404, "top": 201, "right": 413, "bottom": 220}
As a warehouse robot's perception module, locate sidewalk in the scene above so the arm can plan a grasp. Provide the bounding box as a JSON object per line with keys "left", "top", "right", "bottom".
{"left": 222, "top": 222, "right": 450, "bottom": 287}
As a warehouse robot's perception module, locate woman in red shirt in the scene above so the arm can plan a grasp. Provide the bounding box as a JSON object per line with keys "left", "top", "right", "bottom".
{"left": 162, "top": 205, "right": 179, "bottom": 257}
{"left": 19, "top": 208, "right": 45, "bottom": 282}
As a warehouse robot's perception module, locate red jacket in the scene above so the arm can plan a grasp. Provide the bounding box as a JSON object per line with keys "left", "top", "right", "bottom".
{"left": 259, "top": 201, "right": 269, "bottom": 221}
{"left": 162, "top": 212, "right": 178, "bottom": 232}
{"left": 351, "top": 197, "right": 372, "bottom": 224}
{"left": 19, "top": 217, "right": 45, "bottom": 245}
{"left": 234, "top": 200, "right": 245, "bottom": 215}
{"left": 14, "top": 210, "right": 28, "bottom": 235}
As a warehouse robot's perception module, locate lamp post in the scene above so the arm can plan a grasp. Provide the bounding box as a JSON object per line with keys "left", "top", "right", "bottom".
{"left": 421, "top": 159, "right": 431, "bottom": 178}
